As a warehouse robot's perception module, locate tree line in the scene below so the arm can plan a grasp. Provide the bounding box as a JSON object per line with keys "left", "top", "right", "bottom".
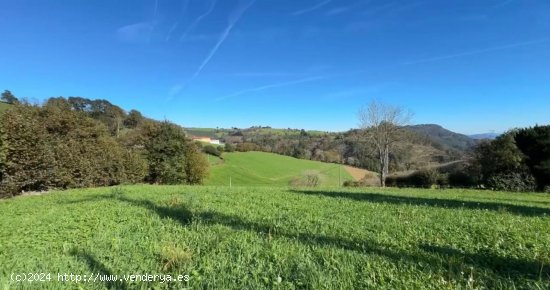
{"left": 467, "top": 126, "right": 550, "bottom": 192}
{"left": 0, "top": 93, "right": 208, "bottom": 198}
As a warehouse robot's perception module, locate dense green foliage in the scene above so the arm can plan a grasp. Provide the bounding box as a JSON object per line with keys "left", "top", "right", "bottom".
{"left": 0, "top": 185, "right": 548, "bottom": 289}
{"left": 468, "top": 127, "right": 549, "bottom": 192}
{"left": 146, "top": 122, "right": 208, "bottom": 185}
{"left": 202, "top": 144, "right": 222, "bottom": 157}
{"left": 205, "top": 152, "right": 353, "bottom": 186}
{"left": 515, "top": 125, "right": 550, "bottom": 190}
{"left": 194, "top": 126, "right": 463, "bottom": 173}
{"left": 387, "top": 169, "right": 448, "bottom": 188}
{"left": 0, "top": 96, "right": 208, "bottom": 197}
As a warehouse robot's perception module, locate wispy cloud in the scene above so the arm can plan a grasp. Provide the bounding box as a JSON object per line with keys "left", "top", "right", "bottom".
{"left": 494, "top": 0, "right": 515, "bottom": 8}
{"left": 321, "top": 84, "right": 394, "bottom": 101}
{"left": 292, "top": 0, "right": 331, "bottom": 16}
{"left": 228, "top": 72, "right": 307, "bottom": 78}
{"left": 180, "top": 0, "right": 217, "bottom": 42}
{"left": 215, "top": 76, "right": 325, "bottom": 101}
{"left": 153, "top": 0, "right": 159, "bottom": 18}
{"left": 166, "top": 0, "right": 190, "bottom": 41}
{"left": 116, "top": 22, "right": 154, "bottom": 43}
{"left": 404, "top": 38, "right": 550, "bottom": 65}
{"left": 325, "top": 1, "right": 367, "bottom": 16}
{"left": 325, "top": 6, "right": 350, "bottom": 16}
{"left": 189, "top": 0, "right": 255, "bottom": 80}
{"left": 168, "top": 0, "right": 255, "bottom": 99}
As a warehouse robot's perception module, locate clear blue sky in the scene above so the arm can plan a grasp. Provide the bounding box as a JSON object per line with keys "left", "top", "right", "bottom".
{"left": 1, "top": 0, "right": 549, "bottom": 134}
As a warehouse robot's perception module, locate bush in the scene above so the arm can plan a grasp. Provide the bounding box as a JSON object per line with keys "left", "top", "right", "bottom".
{"left": 224, "top": 143, "right": 235, "bottom": 152}
{"left": 343, "top": 180, "right": 370, "bottom": 187}
{"left": 486, "top": 172, "right": 536, "bottom": 192}
{"left": 0, "top": 105, "right": 55, "bottom": 196}
{"left": 122, "top": 149, "right": 148, "bottom": 184}
{"left": 289, "top": 170, "right": 322, "bottom": 187}
{"left": 203, "top": 145, "right": 221, "bottom": 157}
{"left": 448, "top": 171, "right": 477, "bottom": 188}
{"left": 236, "top": 142, "right": 260, "bottom": 152}
{"left": 386, "top": 169, "right": 445, "bottom": 188}
{"left": 146, "top": 121, "right": 208, "bottom": 185}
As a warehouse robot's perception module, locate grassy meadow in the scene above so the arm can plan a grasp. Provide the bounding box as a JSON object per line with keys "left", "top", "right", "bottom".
{"left": 0, "top": 102, "right": 11, "bottom": 115}
{"left": 1, "top": 185, "right": 549, "bottom": 289}
{"left": 205, "top": 151, "right": 354, "bottom": 186}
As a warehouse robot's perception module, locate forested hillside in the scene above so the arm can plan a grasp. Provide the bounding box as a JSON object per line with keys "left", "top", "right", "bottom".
{"left": 189, "top": 126, "right": 466, "bottom": 173}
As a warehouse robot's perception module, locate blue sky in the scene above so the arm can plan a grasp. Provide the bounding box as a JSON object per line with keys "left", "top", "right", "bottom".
{"left": 1, "top": 0, "right": 549, "bottom": 134}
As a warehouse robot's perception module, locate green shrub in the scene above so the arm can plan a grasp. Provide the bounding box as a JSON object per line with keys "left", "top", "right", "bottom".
{"left": 224, "top": 143, "right": 235, "bottom": 152}
{"left": 289, "top": 170, "right": 321, "bottom": 187}
{"left": 203, "top": 145, "right": 221, "bottom": 157}
{"left": 0, "top": 105, "right": 55, "bottom": 196}
{"left": 146, "top": 122, "right": 208, "bottom": 185}
{"left": 386, "top": 169, "right": 445, "bottom": 188}
{"left": 343, "top": 180, "right": 371, "bottom": 187}
{"left": 448, "top": 171, "right": 477, "bottom": 187}
{"left": 486, "top": 172, "right": 536, "bottom": 192}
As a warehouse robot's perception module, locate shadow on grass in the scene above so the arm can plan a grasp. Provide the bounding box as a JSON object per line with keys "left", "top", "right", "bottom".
{"left": 116, "top": 195, "right": 548, "bottom": 283}
{"left": 64, "top": 192, "right": 549, "bottom": 284}
{"left": 290, "top": 189, "right": 550, "bottom": 217}
{"left": 70, "top": 249, "right": 127, "bottom": 290}
{"left": 420, "top": 244, "right": 549, "bottom": 281}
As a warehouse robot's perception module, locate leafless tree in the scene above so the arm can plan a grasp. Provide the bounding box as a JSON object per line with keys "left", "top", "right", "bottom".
{"left": 358, "top": 100, "right": 412, "bottom": 187}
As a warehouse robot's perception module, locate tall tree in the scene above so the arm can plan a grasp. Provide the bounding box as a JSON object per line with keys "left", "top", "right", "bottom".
{"left": 1, "top": 90, "right": 19, "bottom": 104}
{"left": 146, "top": 121, "right": 208, "bottom": 185}
{"left": 358, "top": 100, "right": 412, "bottom": 187}
{"left": 515, "top": 125, "right": 550, "bottom": 191}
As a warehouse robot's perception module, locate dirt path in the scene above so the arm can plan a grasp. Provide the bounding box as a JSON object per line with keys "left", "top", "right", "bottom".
{"left": 343, "top": 166, "right": 371, "bottom": 181}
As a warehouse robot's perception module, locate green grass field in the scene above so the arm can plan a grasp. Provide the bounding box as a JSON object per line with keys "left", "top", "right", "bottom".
{"left": 185, "top": 128, "right": 224, "bottom": 139}
{"left": 205, "top": 152, "right": 353, "bottom": 186}
{"left": 1, "top": 186, "right": 549, "bottom": 289}
{"left": 0, "top": 102, "right": 12, "bottom": 115}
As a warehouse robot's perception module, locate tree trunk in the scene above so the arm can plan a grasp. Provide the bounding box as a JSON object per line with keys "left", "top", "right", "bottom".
{"left": 379, "top": 145, "right": 389, "bottom": 187}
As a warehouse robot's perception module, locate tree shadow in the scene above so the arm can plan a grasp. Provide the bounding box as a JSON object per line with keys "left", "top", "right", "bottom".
{"left": 290, "top": 189, "right": 550, "bottom": 217}
{"left": 70, "top": 249, "right": 128, "bottom": 290}
{"left": 111, "top": 195, "right": 547, "bottom": 283}
{"left": 420, "top": 244, "right": 549, "bottom": 281}
{"left": 64, "top": 193, "right": 549, "bottom": 285}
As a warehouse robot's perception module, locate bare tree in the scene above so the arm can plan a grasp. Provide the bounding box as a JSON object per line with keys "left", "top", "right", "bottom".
{"left": 358, "top": 100, "right": 412, "bottom": 187}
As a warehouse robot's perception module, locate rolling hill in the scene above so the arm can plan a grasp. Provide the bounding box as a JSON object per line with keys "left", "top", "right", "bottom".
{"left": 405, "top": 124, "right": 476, "bottom": 152}
{"left": 205, "top": 151, "right": 354, "bottom": 186}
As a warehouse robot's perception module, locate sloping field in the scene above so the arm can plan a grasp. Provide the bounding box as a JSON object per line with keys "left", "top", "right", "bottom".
{"left": 0, "top": 185, "right": 549, "bottom": 289}
{"left": 205, "top": 151, "right": 353, "bottom": 186}
{"left": 0, "top": 102, "right": 11, "bottom": 115}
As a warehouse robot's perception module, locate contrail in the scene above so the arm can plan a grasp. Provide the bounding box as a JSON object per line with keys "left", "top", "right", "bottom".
{"left": 167, "top": 0, "right": 255, "bottom": 100}
{"left": 189, "top": 0, "right": 255, "bottom": 82}
{"left": 149, "top": 0, "right": 160, "bottom": 42}
{"left": 292, "top": 0, "right": 331, "bottom": 16}
{"left": 166, "top": 0, "right": 190, "bottom": 41}
{"left": 215, "top": 76, "right": 325, "bottom": 101}
{"left": 404, "top": 38, "right": 550, "bottom": 65}
{"left": 180, "top": 0, "right": 217, "bottom": 42}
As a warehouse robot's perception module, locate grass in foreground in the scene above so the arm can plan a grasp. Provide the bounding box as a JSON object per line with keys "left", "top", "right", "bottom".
{"left": 205, "top": 151, "right": 353, "bottom": 186}
{"left": 1, "top": 186, "right": 549, "bottom": 289}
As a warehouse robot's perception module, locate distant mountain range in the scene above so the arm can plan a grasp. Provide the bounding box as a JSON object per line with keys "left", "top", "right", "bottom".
{"left": 468, "top": 133, "right": 500, "bottom": 140}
